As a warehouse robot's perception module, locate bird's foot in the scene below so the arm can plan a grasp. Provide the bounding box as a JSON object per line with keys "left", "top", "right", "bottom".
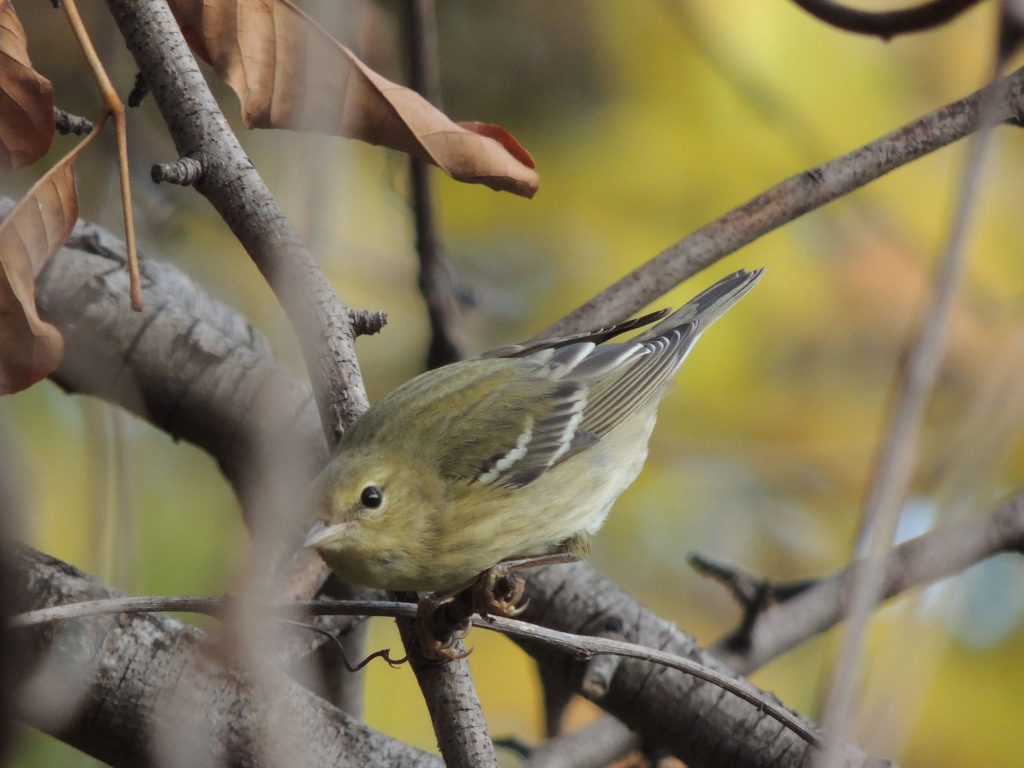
{"left": 415, "top": 596, "right": 472, "bottom": 662}
{"left": 470, "top": 564, "right": 529, "bottom": 619}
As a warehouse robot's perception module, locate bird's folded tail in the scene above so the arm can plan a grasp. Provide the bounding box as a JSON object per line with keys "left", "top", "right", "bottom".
{"left": 639, "top": 268, "right": 765, "bottom": 340}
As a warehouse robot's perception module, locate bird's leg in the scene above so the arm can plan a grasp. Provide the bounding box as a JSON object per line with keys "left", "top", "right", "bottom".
{"left": 415, "top": 590, "right": 473, "bottom": 662}
{"left": 472, "top": 531, "right": 591, "bottom": 618}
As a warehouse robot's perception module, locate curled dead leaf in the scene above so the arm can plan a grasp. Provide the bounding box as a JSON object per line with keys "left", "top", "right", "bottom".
{"left": 0, "top": 0, "right": 55, "bottom": 174}
{"left": 167, "top": 0, "right": 539, "bottom": 197}
{"left": 0, "top": 127, "right": 97, "bottom": 394}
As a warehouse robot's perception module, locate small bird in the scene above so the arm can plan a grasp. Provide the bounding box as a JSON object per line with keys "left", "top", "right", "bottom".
{"left": 305, "top": 268, "right": 763, "bottom": 655}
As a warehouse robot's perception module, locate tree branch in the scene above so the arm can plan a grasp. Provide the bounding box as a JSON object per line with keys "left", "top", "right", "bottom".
{"left": 8, "top": 199, "right": 327, "bottom": 514}
{"left": 789, "top": 0, "right": 983, "bottom": 40}
{"left": 708, "top": 490, "right": 1024, "bottom": 673}
{"left": 540, "top": 64, "right": 1024, "bottom": 338}
{"left": 515, "top": 563, "right": 885, "bottom": 767}
{"left": 103, "top": 0, "right": 369, "bottom": 444}
{"left": 403, "top": 0, "right": 467, "bottom": 369}
{"left": 10, "top": 592, "right": 820, "bottom": 748}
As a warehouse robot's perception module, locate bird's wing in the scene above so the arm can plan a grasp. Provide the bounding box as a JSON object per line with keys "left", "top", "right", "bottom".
{"left": 478, "top": 309, "right": 669, "bottom": 361}
{"left": 439, "top": 326, "right": 697, "bottom": 489}
{"left": 436, "top": 366, "right": 597, "bottom": 489}
{"left": 438, "top": 269, "right": 764, "bottom": 489}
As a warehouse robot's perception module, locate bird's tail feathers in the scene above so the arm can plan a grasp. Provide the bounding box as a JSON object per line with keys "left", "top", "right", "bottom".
{"left": 640, "top": 268, "right": 764, "bottom": 340}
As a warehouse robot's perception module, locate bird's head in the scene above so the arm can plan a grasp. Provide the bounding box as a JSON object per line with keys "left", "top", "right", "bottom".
{"left": 302, "top": 445, "right": 445, "bottom": 589}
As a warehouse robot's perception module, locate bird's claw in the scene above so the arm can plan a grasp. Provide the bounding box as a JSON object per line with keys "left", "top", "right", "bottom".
{"left": 471, "top": 565, "right": 529, "bottom": 619}
{"left": 415, "top": 598, "right": 472, "bottom": 662}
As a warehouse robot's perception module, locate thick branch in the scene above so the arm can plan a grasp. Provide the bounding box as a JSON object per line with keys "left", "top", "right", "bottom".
{"left": 103, "top": 0, "right": 368, "bottom": 443}
{"left": 10, "top": 545, "right": 438, "bottom": 768}
{"left": 541, "top": 64, "right": 1024, "bottom": 338}
{"left": 516, "top": 563, "right": 884, "bottom": 768}
{"left": 12, "top": 200, "right": 327, "bottom": 512}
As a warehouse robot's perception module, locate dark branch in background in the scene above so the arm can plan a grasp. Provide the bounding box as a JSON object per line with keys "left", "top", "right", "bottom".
{"left": 403, "top": 0, "right": 467, "bottom": 369}
{"left": 708, "top": 490, "right": 1024, "bottom": 673}
{"left": 387, "top": 4, "right": 496, "bottom": 762}
{"left": 790, "top": 0, "right": 984, "bottom": 40}
{"left": 103, "top": 0, "right": 370, "bottom": 445}
{"left": 10, "top": 546, "right": 440, "bottom": 768}
{"left": 541, "top": 64, "right": 1024, "bottom": 338}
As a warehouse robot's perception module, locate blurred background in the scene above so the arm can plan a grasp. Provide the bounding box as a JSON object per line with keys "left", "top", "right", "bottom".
{"left": 5, "top": 1, "right": 1024, "bottom": 765}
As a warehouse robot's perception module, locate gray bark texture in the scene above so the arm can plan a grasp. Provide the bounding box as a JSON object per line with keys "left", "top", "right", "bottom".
{"left": 10, "top": 545, "right": 439, "bottom": 768}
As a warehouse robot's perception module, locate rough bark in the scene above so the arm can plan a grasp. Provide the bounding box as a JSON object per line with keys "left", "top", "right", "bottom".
{"left": 10, "top": 545, "right": 439, "bottom": 768}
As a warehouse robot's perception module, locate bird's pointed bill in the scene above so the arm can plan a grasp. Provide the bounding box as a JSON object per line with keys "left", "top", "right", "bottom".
{"left": 303, "top": 519, "right": 345, "bottom": 548}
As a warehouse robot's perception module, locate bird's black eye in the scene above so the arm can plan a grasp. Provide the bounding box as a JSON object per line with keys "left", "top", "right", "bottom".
{"left": 360, "top": 485, "right": 383, "bottom": 509}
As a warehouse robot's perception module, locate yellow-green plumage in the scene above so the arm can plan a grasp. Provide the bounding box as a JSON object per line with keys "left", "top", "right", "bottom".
{"left": 307, "top": 269, "right": 763, "bottom": 593}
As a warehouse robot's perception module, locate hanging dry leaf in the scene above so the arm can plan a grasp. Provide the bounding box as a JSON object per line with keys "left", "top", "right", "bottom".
{"left": 0, "top": 128, "right": 97, "bottom": 394}
{"left": 0, "top": 0, "right": 55, "bottom": 174}
{"left": 168, "top": 0, "right": 539, "bottom": 198}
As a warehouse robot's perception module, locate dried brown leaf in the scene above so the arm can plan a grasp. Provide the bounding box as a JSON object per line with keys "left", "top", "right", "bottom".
{"left": 0, "top": 0, "right": 55, "bottom": 174}
{"left": 0, "top": 129, "right": 96, "bottom": 394}
{"left": 168, "top": 0, "right": 538, "bottom": 197}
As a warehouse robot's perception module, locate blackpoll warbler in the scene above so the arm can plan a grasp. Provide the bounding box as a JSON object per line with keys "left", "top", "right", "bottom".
{"left": 305, "top": 269, "right": 763, "bottom": 653}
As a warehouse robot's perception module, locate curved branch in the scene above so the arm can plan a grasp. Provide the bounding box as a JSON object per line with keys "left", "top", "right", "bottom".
{"left": 790, "top": 0, "right": 984, "bottom": 39}
{"left": 541, "top": 64, "right": 1024, "bottom": 338}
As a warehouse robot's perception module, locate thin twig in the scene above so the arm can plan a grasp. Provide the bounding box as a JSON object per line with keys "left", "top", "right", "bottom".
{"left": 540, "top": 65, "right": 1024, "bottom": 339}
{"left": 790, "top": 0, "right": 984, "bottom": 40}
{"left": 61, "top": 0, "right": 142, "bottom": 310}
{"left": 403, "top": 0, "right": 466, "bottom": 368}
{"left": 815, "top": 39, "right": 1009, "bottom": 768}
{"left": 9, "top": 593, "right": 820, "bottom": 748}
